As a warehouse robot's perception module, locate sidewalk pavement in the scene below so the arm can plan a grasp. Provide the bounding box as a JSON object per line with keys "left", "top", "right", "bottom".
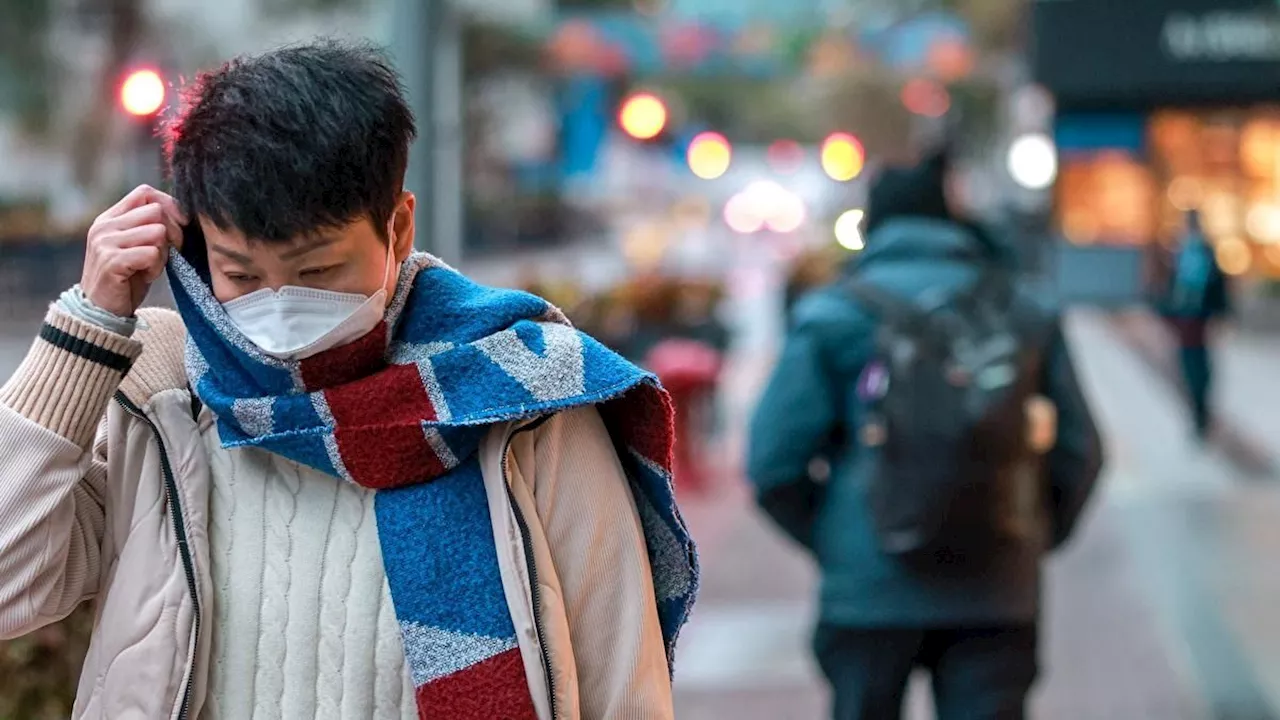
{"left": 1107, "top": 310, "right": 1278, "bottom": 476}
{"left": 673, "top": 307, "right": 1280, "bottom": 719}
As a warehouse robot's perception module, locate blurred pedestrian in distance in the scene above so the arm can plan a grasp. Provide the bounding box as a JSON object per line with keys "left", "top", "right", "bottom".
{"left": 0, "top": 40, "right": 694, "bottom": 720}
{"left": 1160, "top": 209, "right": 1232, "bottom": 440}
{"left": 866, "top": 149, "right": 1017, "bottom": 271}
{"left": 747, "top": 151, "right": 1103, "bottom": 720}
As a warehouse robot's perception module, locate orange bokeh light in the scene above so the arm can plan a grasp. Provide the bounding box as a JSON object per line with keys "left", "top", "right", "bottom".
{"left": 618, "top": 92, "right": 668, "bottom": 140}
{"left": 121, "top": 69, "right": 165, "bottom": 117}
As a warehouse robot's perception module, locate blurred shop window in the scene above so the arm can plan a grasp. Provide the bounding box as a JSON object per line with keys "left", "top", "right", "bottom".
{"left": 1147, "top": 109, "right": 1280, "bottom": 278}
{"left": 1056, "top": 151, "right": 1156, "bottom": 245}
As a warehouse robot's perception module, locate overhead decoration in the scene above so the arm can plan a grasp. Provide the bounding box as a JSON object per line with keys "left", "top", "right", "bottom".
{"left": 537, "top": 12, "right": 974, "bottom": 79}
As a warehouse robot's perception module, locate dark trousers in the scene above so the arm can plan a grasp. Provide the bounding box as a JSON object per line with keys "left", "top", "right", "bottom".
{"left": 1178, "top": 345, "right": 1212, "bottom": 436}
{"left": 814, "top": 624, "right": 1038, "bottom": 720}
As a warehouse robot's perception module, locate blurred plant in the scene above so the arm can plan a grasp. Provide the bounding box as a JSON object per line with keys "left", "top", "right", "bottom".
{"left": 0, "top": 604, "right": 95, "bottom": 719}
{"left": 953, "top": 0, "right": 1025, "bottom": 52}
{"left": 464, "top": 21, "right": 543, "bottom": 79}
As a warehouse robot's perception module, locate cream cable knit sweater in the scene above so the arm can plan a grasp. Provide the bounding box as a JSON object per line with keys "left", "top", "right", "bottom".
{"left": 199, "top": 432, "right": 417, "bottom": 719}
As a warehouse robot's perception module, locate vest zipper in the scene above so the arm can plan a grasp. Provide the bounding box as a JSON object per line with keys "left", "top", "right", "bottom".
{"left": 115, "top": 393, "right": 201, "bottom": 720}
{"left": 502, "top": 417, "right": 556, "bottom": 720}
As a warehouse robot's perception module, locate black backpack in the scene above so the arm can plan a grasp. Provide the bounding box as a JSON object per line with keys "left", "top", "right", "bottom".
{"left": 845, "top": 269, "right": 1047, "bottom": 564}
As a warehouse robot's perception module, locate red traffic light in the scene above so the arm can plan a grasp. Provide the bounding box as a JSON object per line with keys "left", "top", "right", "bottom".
{"left": 120, "top": 69, "right": 166, "bottom": 117}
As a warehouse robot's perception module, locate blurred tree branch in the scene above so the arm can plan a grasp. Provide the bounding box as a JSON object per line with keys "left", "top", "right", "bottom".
{"left": 0, "top": 0, "right": 56, "bottom": 134}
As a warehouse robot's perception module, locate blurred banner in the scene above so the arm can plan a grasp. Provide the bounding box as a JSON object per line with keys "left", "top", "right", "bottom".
{"left": 1035, "top": 0, "right": 1280, "bottom": 110}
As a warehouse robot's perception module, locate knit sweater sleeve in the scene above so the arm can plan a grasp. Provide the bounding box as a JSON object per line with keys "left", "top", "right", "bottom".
{"left": 0, "top": 303, "right": 142, "bottom": 638}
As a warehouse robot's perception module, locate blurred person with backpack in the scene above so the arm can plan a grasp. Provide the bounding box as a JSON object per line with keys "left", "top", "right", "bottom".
{"left": 747, "top": 151, "right": 1103, "bottom": 720}
{"left": 1161, "top": 209, "right": 1231, "bottom": 440}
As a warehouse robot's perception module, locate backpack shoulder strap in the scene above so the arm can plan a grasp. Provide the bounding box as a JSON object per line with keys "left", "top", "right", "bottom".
{"left": 843, "top": 280, "right": 925, "bottom": 330}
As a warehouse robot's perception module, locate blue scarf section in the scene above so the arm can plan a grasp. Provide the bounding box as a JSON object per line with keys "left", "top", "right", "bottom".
{"left": 166, "top": 252, "right": 698, "bottom": 715}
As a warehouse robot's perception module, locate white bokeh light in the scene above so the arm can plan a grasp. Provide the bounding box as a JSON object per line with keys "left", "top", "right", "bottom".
{"left": 723, "top": 192, "right": 765, "bottom": 234}
{"left": 834, "top": 209, "right": 865, "bottom": 251}
{"left": 1007, "top": 134, "right": 1058, "bottom": 190}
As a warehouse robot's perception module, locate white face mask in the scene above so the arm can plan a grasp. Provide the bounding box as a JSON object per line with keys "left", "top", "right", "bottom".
{"left": 224, "top": 240, "right": 396, "bottom": 360}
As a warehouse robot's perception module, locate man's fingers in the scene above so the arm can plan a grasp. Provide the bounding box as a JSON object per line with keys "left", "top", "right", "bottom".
{"left": 98, "top": 203, "right": 164, "bottom": 233}
{"left": 142, "top": 246, "right": 170, "bottom": 283}
{"left": 100, "top": 185, "right": 188, "bottom": 226}
{"left": 107, "top": 223, "right": 169, "bottom": 250}
{"left": 106, "top": 245, "right": 164, "bottom": 278}
{"left": 144, "top": 188, "right": 188, "bottom": 228}
{"left": 101, "top": 185, "right": 158, "bottom": 219}
{"left": 134, "top": 191, "right": 185, "bottom": 248}
{"left": 98, "top": 203, "right": 182, "bottom": 249}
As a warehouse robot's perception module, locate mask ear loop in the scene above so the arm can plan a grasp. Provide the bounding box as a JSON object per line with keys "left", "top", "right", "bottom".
{"left": 381, "top": 224, "right": 397, "bottom": 292}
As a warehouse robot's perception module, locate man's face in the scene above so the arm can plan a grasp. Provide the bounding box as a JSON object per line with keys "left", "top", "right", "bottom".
{"left": 203, "top": 193, "right": 416, "bottom": 303}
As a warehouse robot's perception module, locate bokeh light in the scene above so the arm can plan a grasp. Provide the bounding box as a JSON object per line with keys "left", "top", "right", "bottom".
{"left": 1215, "top": 236, "right": 1252, "bottom": 276}
{"left": 687, "top": 132, "right": 732, "bottom": 180}
{"left": 1246, "top": 203, "right": 1280, "bottom": 244}
{"left": 766, "top": 191, "right": 806, "bottom": 233}
{"left": 618, "top": 92, "right": 667, "bottom": 140}
{"left": 622, "top": 222, "right": 669, "bottom": 269}
{"left": 821, "top": 132, "right": 865, "bottom": 182}
{"left": 1167, "top": 177, "right": 1203, "bottom": 211}
{"left": 834, "top": 209, "right": 865, "bottom": 250}
{"left": 901, "top": 78, "right": 950, "bottom": 118}
{"left": 723, "top": 192, "right": 764, "bottom": 234}
{"left": 1007, "top": 133, "right": 1057, "bottom": 190}
{"left": 120, "top": 69, "right": 165, "bottom": 117}
{"left": 767, "top": 139, "right": 804, "bottom": 174}
{"left": 724, "top": 180, "right": 806, "bottom": 234}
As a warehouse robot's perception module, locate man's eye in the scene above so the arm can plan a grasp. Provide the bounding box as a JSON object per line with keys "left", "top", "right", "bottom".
{"left": 301, "top": 266, "right": 336, "bottom": 277}
{"left": 226, "top": 273, "right": 257, "bottom": 283}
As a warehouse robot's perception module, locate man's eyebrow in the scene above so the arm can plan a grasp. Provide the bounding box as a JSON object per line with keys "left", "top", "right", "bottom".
{"left": 208, "top": 243, "right": 254, "bottom": 264}
{"left": 280, "top": 234, "right": 340, "bottom": 261}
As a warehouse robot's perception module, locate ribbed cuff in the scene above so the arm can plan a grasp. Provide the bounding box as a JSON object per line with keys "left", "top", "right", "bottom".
{"left": 58, "top": 285, "right": 138, "bottom": 338}
{"left": 0, "top": 305, "right": 144, "bottom": 448}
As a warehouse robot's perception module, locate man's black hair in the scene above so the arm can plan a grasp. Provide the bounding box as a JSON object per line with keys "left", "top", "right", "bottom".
{"left": 165, "top": 40, "right": 416, "bottom": 243}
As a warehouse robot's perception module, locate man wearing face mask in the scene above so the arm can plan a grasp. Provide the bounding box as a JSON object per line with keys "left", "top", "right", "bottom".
{"left": 0, "top": 41, "right": 695, "bottom": 720}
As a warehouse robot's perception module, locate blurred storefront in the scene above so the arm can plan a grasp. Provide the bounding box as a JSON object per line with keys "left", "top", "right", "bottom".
{"left": 1033, "top": 0, "right": 1280, "bottom": 308}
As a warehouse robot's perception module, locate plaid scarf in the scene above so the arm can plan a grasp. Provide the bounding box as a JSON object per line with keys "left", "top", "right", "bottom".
{"left": 167, "top": 252, "right": 698, "bottom": 718}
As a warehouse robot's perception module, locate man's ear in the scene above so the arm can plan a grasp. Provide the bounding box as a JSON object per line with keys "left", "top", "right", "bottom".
{"left": 391, "top": 192, "right": 416, "bottom": 261}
